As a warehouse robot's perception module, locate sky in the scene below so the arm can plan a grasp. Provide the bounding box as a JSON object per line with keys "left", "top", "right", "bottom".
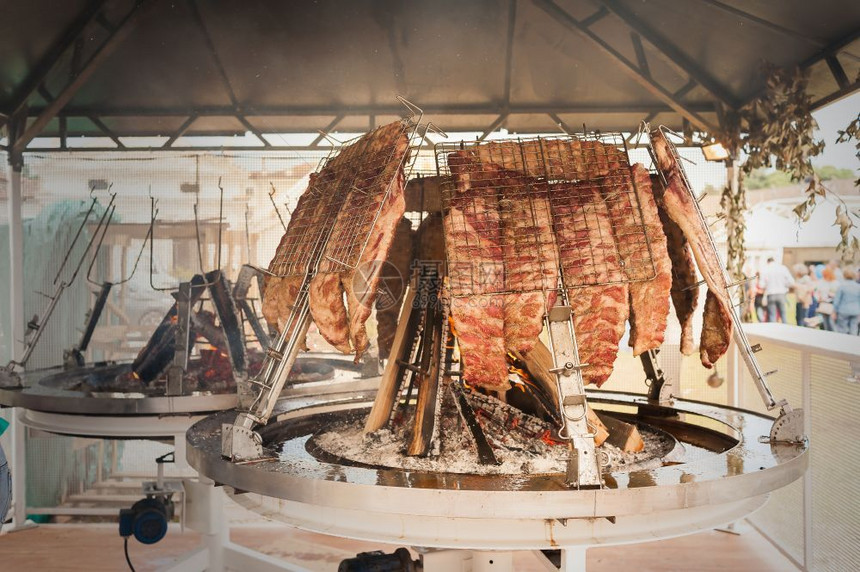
{"left": 811, "top": 91, "right": 859, "bottom": 171}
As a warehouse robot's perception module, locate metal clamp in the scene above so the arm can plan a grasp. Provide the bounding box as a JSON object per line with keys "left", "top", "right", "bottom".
{"left": 222, "top": 423, "right": 263, "bottom": 462}
{"left": 549, "top": 362, "right": 589, "bottom": 377}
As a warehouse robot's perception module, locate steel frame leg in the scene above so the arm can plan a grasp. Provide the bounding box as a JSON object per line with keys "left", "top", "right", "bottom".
{"left": 159, "top": 478, "right": 303, "bottom": 572}
{"left": 3, "top": 409, "right": 36, "bottom": 533}
{"left": 560, "top": 547, "right": 587, "bottom": 571}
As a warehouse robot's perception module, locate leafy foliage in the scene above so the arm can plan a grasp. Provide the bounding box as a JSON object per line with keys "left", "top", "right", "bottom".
{"left": 720, "top": 169, "right": 747, "bottom": 281}
{"left": 715, "top": 64, "right": 858, "bottom": 266}
{"left": 835, "top": 111, "right": 860, "bottom": 187}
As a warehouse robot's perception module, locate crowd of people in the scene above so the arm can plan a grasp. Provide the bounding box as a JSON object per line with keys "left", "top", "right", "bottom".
{"left": 746, "top": 258, "right": 860, "bottom": 335}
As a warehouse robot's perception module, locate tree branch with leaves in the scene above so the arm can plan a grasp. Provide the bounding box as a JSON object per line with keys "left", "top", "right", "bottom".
{"left": 713, "top": 64, "right": 859, "bottom": 273}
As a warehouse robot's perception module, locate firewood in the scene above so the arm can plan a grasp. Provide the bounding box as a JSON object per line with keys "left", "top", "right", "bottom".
{"left": 595, "top": 410, "right": 645, "bottom": 453}
{"left": 408, "top": 303, "right": 445, "bottom": 456}
{"left": 586, "top": 407, "right": 610, "bottom": 447}
{"left": 364, "top": 286, "right": 417, "bottom": 434}
{"left": 512, "top": 340, "right": 609, "bottom": 447}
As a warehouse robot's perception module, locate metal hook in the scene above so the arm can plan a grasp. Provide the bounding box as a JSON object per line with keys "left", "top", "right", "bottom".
{"left": 54, "top": 196, "right": 99, "bottom": 285}
{"left": 316, "top": 130, "right": 344, "bottom": 146}
{"left": 425, "top": 122, "right": 449, "bottom": 139}
{"left": 268, "top": 182, "right": 288, "bottom": 232}
{"left": 396, "top": 95, "right": 424, "bottom": 122}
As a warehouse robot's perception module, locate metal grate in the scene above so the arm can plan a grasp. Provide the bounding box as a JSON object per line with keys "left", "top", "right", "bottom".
{"left": 434, "top": 134, "right": 656, "bottom": 298}
{"left": 267, "top": 119, "right": 415, "bottom": 278}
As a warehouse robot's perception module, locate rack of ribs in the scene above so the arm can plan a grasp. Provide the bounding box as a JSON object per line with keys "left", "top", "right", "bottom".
{"left": 500, "top": 177, "right": 559, "bottom": 357}
{"left": 308, "top": 121, "right": 411, "bottom": 360}
{"left": 616, "top": 164, "right": 671, "bottom": 356}
{"left": 262, "top": 171, "right": 338, "bottom": 351}
{"left": 652, "top": 174, "right": 699, "bottom": 356}
{"left": 650, "top": 128, "right": 733, "bottom": 368}
{"left": 550, "top": 180, "right": 628, "bottom": 387}
{"left": 444, "top": 150, "right": 509, "bottom": 390}
{"left": 476, "top": 138, "right": 627, "bottom": 181}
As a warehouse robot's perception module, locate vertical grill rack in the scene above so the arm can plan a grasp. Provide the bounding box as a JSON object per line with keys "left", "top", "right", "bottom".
{"left": 432, "top": 132, "right": 657, "bottom": 487}
{"left": 224, "top": 101, "right": 428, "bottom": 460}
{"left": 648, "top": 126, "right": 794, "bottom": 421}
{"left": 434, "top": 133, "right": 657, "bottom": 299}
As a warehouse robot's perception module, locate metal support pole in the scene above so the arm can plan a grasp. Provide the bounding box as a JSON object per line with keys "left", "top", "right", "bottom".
{"left": 200, "top": 476, "right": 226, "bottom": 572}
{"left": 560, "top": 547, "right": 587, "bottom": 571}
{"left": 801, "top": 350, "right": 812, "bottom": 570}
{"left": 727, "top": 339, "right": 741, "bottom": 408}
{"left": 7, "top": 154, "right": 25, "bottom": 362}
{"left": 9, "top": 408, "right": 34, "bottom": 532}
{"left": 472, "top": 551, "right": 513, "bottom": 571}
{"left": 5, "top": 155, "right": 33, "bottom": 532}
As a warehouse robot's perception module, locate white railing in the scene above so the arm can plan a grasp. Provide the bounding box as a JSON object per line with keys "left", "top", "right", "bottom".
{"left": 735, "top": 323, "right": 860, "bottom": 572}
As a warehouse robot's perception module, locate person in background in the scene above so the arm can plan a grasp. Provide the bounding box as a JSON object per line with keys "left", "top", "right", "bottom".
{"left": 760, "top": 257, "right": 794, "bottom": 323}
{"left": 815, "top": 267, "right": 840, "bottom": 331}
{"left": 826, "top": 259, "right": 844, "bottom": 281}
{"left": 792, "top": 263, "right": 814, "bottom": 326}
{"left": 832, "top": 268, "right": 860, "bottom": 335}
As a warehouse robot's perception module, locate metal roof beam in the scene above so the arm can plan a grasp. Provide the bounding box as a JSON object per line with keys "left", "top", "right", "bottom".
{"left": 503, "top": 0, "right": 517, "bottom": 107}
{"left": 594, "top": 0, "right": 739, "bottom": 108}
{"left": 12, "top": 0, "right": 151, "bottom": 155}
{"left": 811, "top": 80, "right": 860, "bottom": 110}
{"left": 310, "top": 115, "right": 346, "bottom": 146}
{"left": 187, "top": 0, "right": 239, "bottom": 106}
{"left": 626, "top": 79, "right": 697, "bottom": 143}
{"left": 739, "top": 28, "right": 860, "bottom": 110}
{"left": 800, "top": 28, "right": 860, "bottom": 69}
{"left": 23, "top": 143, "right": 438, "bottom": 154}
{"left": 88, "top": 115, "right": 125, "bottom": 148}
{"left": 547, "top": 112, "right": 574, "bottom": 135}
{"left": 631, "top": 32, "right": 650, "bottom": 78}
{"left": 580, "top": 7, "right": 609, "bottom": 29}
{"left": 825, "top": 55, "right": 850, "bottom": 90}
{"left": 59, "top": 116, "right": 67, "bottom": 149}
{"left": 236, "top": 115, "right": 270, "bottom": 147}
{"left": 162, "top": 114, "right": 199, "bottom": 147}
{"left": 478, "top": 113, "right": 509, "bottom": 141}
{"left": 695, "top": 0, "right": 826, "bottom": 46}
{"left": 2, "top": 0, "right": 108, "bottom": 126}
{"left": 41, "top": 102, "right": 716, "bottom": 117}
{"left": 531, "top": 0, "right": 718, "bottom": 133}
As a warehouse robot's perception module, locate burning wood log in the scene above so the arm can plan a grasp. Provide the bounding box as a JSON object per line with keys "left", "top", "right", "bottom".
{"left": 407, "top": 297, "right": 448, "bottom": 456}
{"left": 364, "top": 286, "right": 417, "bottom": 434}
{"left": 595, "top": 410, "right": 645, "bottom": 453}
{"left": 510, "top": 340, "right": 607, "bottom": 446}
{"left": 510, "top": 339, "right": 648, "bottom": 451}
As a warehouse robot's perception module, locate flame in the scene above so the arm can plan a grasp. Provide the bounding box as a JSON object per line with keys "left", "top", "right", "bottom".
{"left": 132, "top": 371, "right": 140, "bottom": 380}
{"left": 539, "top": 429, "right": 564, "bottom": 446}
{"left": 506, "top": 351, "right": 542, "bottom": 394}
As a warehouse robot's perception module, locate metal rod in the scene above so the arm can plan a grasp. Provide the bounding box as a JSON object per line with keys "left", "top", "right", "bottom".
{"left": 217, "top": 176, "right": 224, "bottom": 271}
{"left": 54, "top": 196, "right": 98, "bottom": 284}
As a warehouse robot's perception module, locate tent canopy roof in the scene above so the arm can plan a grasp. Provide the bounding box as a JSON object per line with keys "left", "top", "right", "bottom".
{"left": 1, "top": 0, "right": 858, "bottom": 151}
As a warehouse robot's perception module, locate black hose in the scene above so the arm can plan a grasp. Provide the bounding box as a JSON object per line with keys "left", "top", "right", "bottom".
{"left": 124, "top": 537, "right": 136, "bottom": 572}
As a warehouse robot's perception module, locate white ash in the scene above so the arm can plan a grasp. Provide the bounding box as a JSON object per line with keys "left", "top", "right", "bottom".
{"left": 312, "top": 400, "right": 677, "bottom": 476}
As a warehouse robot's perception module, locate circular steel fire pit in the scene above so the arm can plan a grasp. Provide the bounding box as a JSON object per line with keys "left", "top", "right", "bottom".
{"left": 186, "top": 389, "right": 807, "bottom": 549}
{"left": 0, "top": 354, "right": 360, "bottom": 416}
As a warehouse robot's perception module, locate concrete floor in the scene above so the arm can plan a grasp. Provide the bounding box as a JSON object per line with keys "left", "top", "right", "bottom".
{"left": 0, "top": 519, "right": 798, "bottom": 571}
